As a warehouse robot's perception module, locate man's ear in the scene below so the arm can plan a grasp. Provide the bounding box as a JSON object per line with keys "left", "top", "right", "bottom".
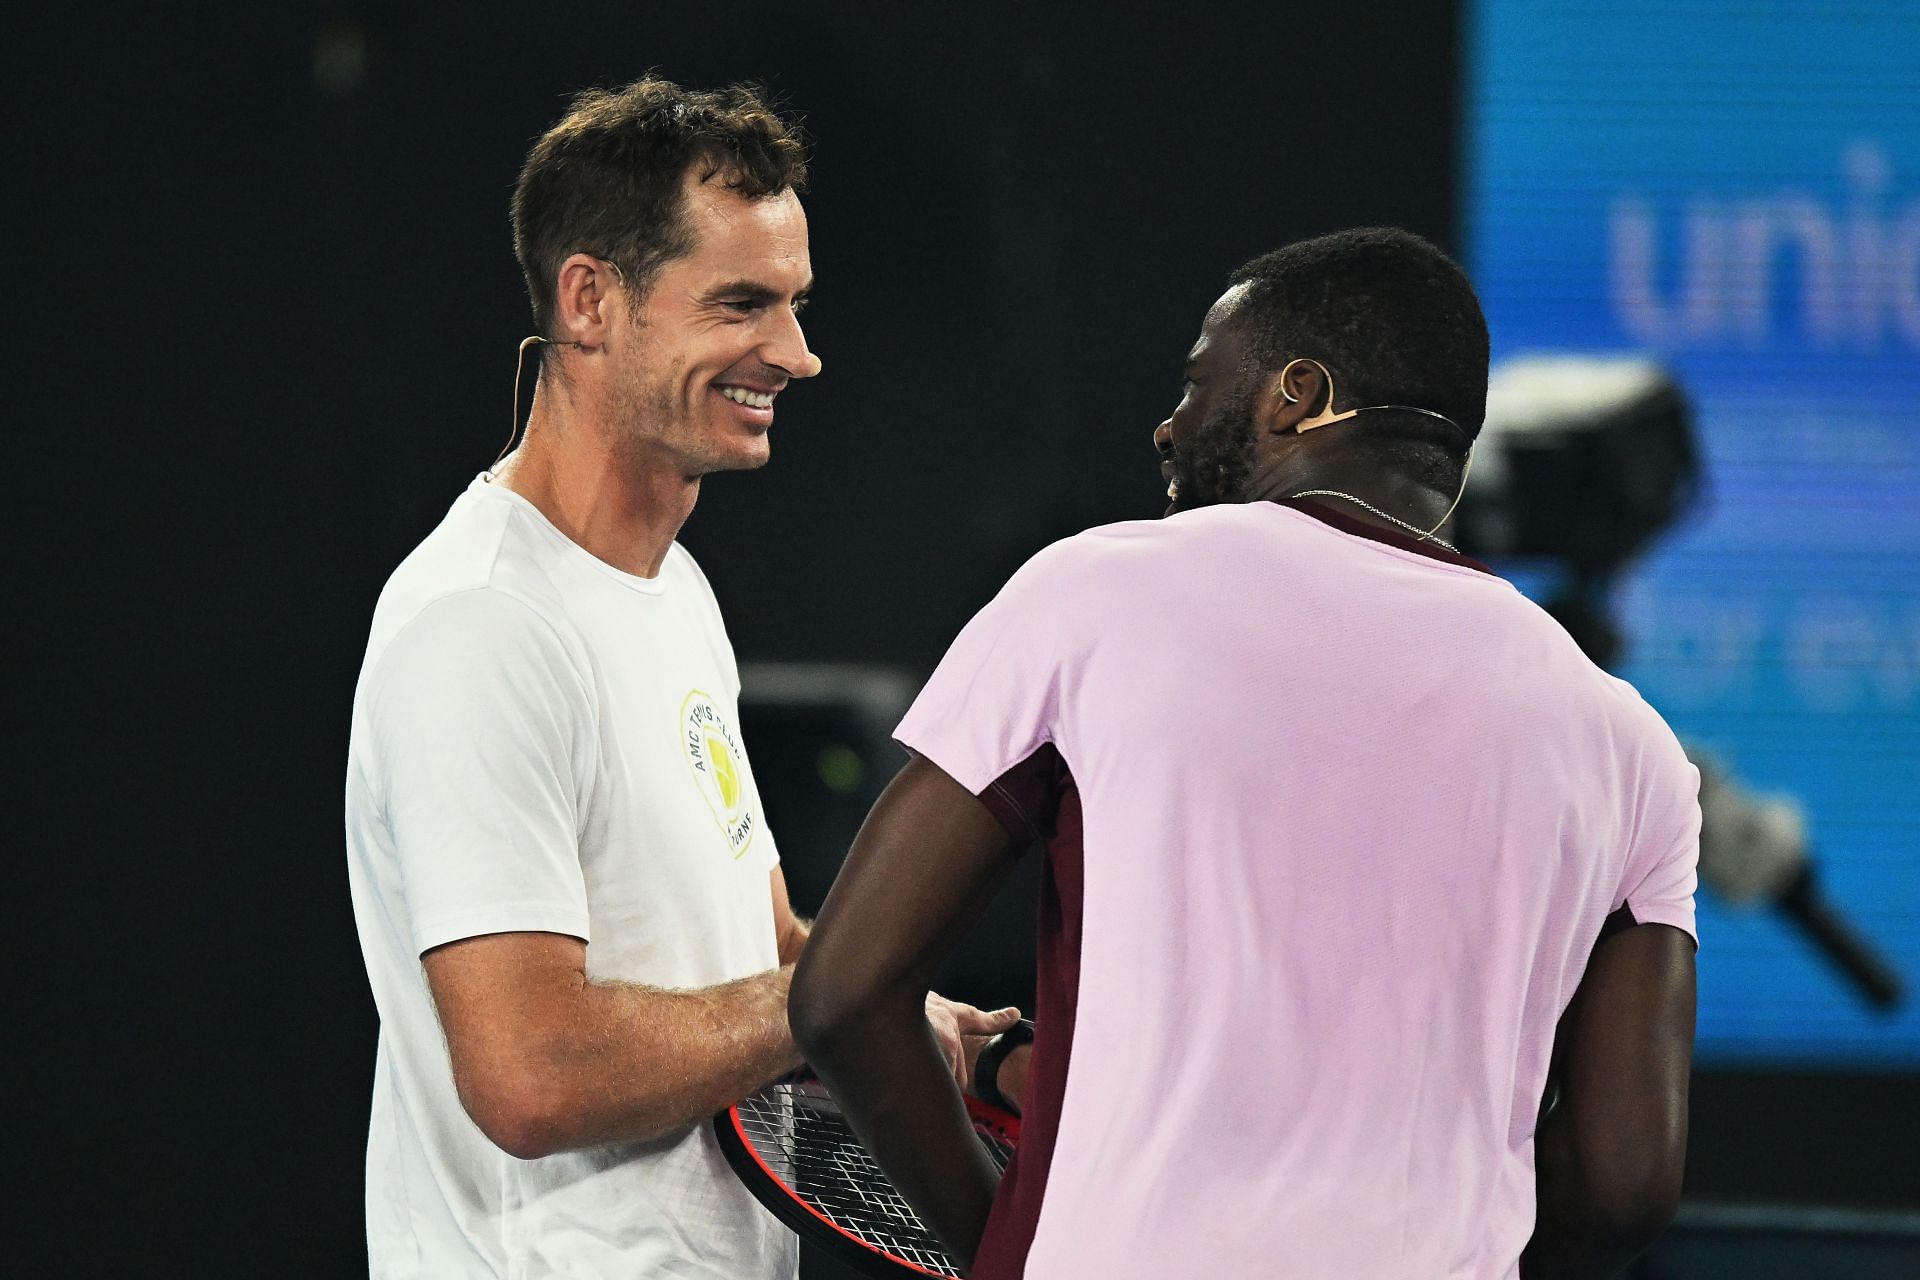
{"left": 1259, "top": 359, "right": 1330, "bottom": 436}
{"left": 550, "top": 253, "right": 622, "bottom": 350}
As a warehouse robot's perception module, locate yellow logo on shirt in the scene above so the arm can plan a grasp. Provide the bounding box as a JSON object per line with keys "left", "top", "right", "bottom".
{"left": 680, "top": 690, "right": 757, "bottom": 858}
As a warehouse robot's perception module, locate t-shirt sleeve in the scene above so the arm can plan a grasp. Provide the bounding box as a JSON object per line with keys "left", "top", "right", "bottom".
{"left": 895, "top": 544, "right": 1072, "bottom": 797}
{"left": 366, "top": 589, "right": 596, "bottom": 955}
{"left": 1616, "top": 711, "right": 1702, "bottom": 944}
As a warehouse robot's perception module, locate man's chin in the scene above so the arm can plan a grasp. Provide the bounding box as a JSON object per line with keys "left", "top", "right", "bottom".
{"left": 700, "top": 440, "right": 773, "bottom": 476}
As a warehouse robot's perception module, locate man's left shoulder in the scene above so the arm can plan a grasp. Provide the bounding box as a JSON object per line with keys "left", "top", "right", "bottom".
{"left": 665, "top": 540, "right": 713, "bottom": 586}
{"left": 662, "top": 543, "right": 741, "bottom": 681}
{"left": 663, "top": 541, "right": 728, "bottom": 612}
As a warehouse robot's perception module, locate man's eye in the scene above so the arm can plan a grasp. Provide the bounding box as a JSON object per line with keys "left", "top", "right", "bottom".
{"left": 723, "top": 300, "right": 759, "bottom": 314}
{"left": 792, "top": 298, "right": 810, "bottom": 315}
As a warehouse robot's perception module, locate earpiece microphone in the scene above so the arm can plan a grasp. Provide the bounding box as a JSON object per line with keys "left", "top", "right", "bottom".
{"left": 1278, "top": 355, "right": 1478, "bottom": 544}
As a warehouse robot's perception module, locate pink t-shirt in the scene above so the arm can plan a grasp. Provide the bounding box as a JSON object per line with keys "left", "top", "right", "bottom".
{"left": 895, "top": 499, "right": 1699, "bottom": 1280}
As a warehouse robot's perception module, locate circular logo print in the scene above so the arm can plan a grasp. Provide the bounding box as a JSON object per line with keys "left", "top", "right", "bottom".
{"left": 680, "top": 690, "right": 757, "bottom": 858}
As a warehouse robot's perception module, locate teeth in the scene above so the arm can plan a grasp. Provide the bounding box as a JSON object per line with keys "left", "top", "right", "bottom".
{"left": 720, "top": 386, "right": 775, "bottom": 409}
{"left": 1167, "top": 479, "right": 1180, "bottom": 499}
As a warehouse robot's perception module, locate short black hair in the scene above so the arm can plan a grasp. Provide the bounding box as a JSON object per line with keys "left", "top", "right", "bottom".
{"left": 1225, "top": 228, "right": 1489, "bottom": 488}
{"left": 512, "top": 76, "right": 809, "bottom": 337}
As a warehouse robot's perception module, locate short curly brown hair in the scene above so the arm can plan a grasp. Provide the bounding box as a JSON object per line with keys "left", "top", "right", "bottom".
{"left": 511, "top": 76, "right": 809, "bottom": 336}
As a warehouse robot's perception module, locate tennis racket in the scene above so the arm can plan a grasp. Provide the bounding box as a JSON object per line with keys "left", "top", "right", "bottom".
{"left": 715, "top": 1070, "right": 1021, "bottom": 1278}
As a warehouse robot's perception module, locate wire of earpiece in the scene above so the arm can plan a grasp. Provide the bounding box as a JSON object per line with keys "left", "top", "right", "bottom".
{"left": 493, "top": 336, "right": 549, "bottom": 473}
{"left": 495, "top": 335, "right": 587, "bottom": 472}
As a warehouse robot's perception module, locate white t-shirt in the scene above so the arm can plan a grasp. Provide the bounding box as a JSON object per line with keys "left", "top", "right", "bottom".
{"left": 345, "top": 474, "right": 796, "bottom": 1279}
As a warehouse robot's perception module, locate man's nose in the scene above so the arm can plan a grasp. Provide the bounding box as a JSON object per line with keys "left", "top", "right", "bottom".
{"left": 1153, "top": 419, "right": 1173, "bottom": 454}
{"left": 769, "top": 309, "right": 819, "bottom": 379}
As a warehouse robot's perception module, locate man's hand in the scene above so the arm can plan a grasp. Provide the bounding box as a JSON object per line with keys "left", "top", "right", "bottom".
{"left": 924, "top": 994, "right": 1021, "bottom": 1091}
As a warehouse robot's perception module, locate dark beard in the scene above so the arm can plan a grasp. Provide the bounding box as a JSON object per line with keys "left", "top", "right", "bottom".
{"left": 1167, "top": 386, "right": 1259, "bottom": 513}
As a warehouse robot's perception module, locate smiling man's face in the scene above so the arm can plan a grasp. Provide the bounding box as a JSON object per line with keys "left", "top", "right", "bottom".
{"left": 1152, "top": 283, "right": 1267, "bottom": 514}
{"left": 608, "top": 170, "right": 816, "bottom": 477}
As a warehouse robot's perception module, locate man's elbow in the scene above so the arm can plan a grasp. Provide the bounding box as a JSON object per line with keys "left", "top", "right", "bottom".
{"left": 457, "top": 1067, "right": 571, "bottom": 1161}
{"left": 789, "top": 953, "right": 908, "bottom": 1064}
{"left": 787, "top": 956, "right": 856, "bottom": 1061}
{"left": 1583, "top": 1186, "right": 1680, "bottom": 1259}
{"left": 1574, "top": 1148, "right": 1686, "bottom": 1254}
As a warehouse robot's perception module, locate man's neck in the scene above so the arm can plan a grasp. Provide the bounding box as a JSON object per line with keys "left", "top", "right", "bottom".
{"left": 492, "top": 384, "right": 699, "bottom": 579}
{"left": 1252, "top": 458, "right": 1452, "bottom": 540}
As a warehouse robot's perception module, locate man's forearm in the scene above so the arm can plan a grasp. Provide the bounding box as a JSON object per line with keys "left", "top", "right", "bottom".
{"left": 497, "top": 964, "right": 801, "bottom": 1156}
{"left": 797, "top": 995, "right": 1003, "bottom": 1271}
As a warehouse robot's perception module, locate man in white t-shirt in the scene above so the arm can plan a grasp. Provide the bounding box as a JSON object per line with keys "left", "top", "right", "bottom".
{"left": 344, "top": 78, "right": 1016, "bottom": 1278}
{"left": 793, "top": 229, "right": 1698, "bottom": 1280}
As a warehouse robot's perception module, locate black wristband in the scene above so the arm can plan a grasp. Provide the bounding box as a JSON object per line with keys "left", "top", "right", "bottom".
{"left": 973, "top": 1018, "right": 1035, "bottom": 1113}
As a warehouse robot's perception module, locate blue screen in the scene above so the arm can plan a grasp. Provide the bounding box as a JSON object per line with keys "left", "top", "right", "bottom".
{"left": 1467, "top": 0, "right": 1920, "bottom": 1063}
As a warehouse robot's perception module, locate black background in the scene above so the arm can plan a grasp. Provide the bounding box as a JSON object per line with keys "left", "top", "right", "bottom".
{"left": 16, "top": 2, "right": 1913, "bottom": 1273}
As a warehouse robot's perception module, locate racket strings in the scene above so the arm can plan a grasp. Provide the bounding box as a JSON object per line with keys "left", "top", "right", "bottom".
{"left": 735, "top": 1081, "right": 1015, "bottom": 1277}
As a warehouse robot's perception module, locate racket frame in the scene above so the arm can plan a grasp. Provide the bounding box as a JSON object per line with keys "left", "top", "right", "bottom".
{"left": 714, "top": 1077, "right": 1021, "bottom": 1279}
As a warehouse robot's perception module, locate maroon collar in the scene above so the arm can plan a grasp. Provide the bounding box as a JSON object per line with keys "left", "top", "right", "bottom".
{"left": 1271, "top": 496, "right": 1496, "bottom": 576}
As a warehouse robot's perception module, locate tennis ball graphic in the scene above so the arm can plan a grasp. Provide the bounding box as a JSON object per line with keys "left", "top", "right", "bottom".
{"left": 706, "top": 730, "right": 741, "bottom": 811}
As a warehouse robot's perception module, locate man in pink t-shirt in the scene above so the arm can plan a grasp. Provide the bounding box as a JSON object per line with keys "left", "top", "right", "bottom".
{"left": 792, "top": 229, "right": 1698, "bottom": 1280}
